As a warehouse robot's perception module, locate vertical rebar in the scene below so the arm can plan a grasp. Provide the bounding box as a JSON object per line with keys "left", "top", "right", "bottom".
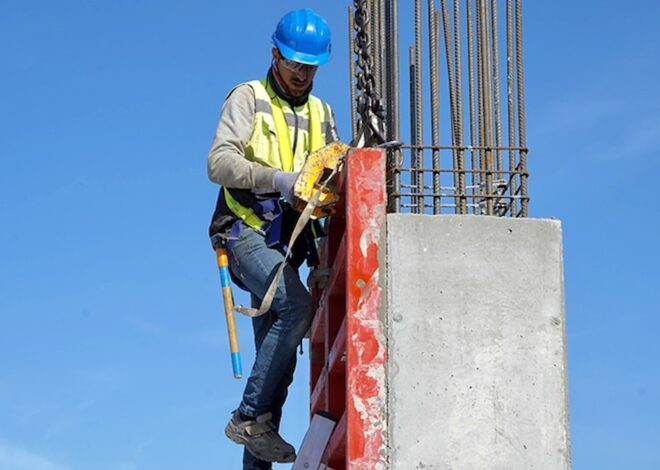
{"left": 435, "top": 12, "right": 444, "bottom": 211}
{"left": 490, "top": 0, "right": 504, "bottom": 183}
{"left": 486, "top": 0, "right": 497, "bottom": 215}
{"left": 428, "top": 0, "right": 441, "bottom": 214}
{"left": 478, "top": 0, "right": 494, "bottom": 215}
{"left": 466, "top": 0, "right": 477, "bottom": 214}
{"left": 371, "top": 0, "right": 382, "bottom": 100}
{"left": 440, "top": 0, "right": 458, "bottom": 213}
{"left": 385, "top": 0, "right": 401, "bottom": 212}
{"left": 475, "top": 0, "right": 485, "bottom": 213}
{"left": 506, "top": 0, "right": 516, "bottom": 216}
{"left": 349, "top": 6, "right": 358, "bottom": 142}
{"left": 388, "top": 0, "right": 400, "bottom": 143}
{"left": 453, "top": 0, "right": 467, "bottom": 214}
{"left": 409, "top": 46, "right": 418, "bottom": 213}
{"left": 379, "top": 0, "right": 387, "bottom": 100}
{"left": 515, "top": 0, "right": 528, "bottom": 217}
{"left": 414, "top": 0, "right": 424, "bottom": 213}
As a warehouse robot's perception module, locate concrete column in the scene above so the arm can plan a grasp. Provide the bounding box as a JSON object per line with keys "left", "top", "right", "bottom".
{"left": 385, "top": 215, "right": 570, "bottom": 469}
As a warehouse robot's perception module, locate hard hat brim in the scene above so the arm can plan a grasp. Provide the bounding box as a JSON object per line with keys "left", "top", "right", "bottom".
{"left": 274, "top": 36, "right": 330, "bottom": 66}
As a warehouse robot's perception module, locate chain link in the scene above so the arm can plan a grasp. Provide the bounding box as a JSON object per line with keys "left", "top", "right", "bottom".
{"left": 353, "top": 0, "right": 387, "bottom": 146}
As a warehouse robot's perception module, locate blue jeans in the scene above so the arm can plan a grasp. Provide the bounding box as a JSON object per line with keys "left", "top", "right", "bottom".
{"left": 228, "top": 225, "right": 314, "bottom": 470}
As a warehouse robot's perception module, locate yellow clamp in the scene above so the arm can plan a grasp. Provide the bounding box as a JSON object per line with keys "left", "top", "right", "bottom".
{"left": 292, "top": 141, "right": 351, "bottom": 218}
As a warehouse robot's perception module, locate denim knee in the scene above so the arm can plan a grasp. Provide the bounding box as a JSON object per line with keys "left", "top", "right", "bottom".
{"left": 279, "top": 292, "right": 313, "bottom": 332}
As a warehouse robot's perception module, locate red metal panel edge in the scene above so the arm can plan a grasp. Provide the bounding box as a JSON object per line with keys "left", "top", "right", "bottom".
{"left": 344, "top": 148, "right": 387, "bottom": 469}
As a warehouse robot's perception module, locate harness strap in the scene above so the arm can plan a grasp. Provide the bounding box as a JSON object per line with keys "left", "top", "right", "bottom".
{"left": 223, "top": 187, "right": 265, "bottom": 231}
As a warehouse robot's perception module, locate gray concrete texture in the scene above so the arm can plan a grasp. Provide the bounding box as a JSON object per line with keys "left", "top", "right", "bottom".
{"left": 385, "top": 215, "right": 570, "bottom": 469}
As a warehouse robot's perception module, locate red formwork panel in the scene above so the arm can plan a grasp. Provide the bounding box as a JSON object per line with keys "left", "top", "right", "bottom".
{"left": 344, "top": 149, "right": 387, "bottom": 469}
{"left": 309, "top": 148, "right": 386, "bottom": 470}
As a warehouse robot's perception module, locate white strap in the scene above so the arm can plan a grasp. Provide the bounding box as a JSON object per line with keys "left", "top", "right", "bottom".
{"left": 235, "top": 165, "right": 340, "bottom": 318}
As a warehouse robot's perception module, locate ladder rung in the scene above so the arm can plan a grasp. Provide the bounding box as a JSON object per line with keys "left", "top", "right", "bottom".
{"left": 310, "top": 235, "right": 347, "bottom": 343}
{"left": 310, "top": 367, "right": 328, "bottom": 414}
{"left": 328, "top": 317, "right": 346, "bottom": 374}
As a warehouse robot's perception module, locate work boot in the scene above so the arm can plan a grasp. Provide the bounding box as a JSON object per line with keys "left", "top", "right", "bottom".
{"left": 224, "top": 411, "right": 296, "bottom": 463}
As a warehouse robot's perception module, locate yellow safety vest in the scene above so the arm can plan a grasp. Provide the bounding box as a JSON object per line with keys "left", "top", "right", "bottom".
{"left": 224, "top": 79, "right": 333, "bottom": 230}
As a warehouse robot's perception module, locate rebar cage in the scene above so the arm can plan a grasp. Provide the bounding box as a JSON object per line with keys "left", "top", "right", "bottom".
{"left": 349, "top": 0, "right": 529, "bottom": 217}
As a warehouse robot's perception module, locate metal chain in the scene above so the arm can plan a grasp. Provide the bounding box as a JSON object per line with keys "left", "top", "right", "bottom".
{"left": 353, "top": 0, "right": 387, "bottom": 146}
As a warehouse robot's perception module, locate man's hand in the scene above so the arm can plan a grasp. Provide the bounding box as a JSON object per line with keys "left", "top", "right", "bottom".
{"left": 273, "top": 171, "right": 299, "bottom": 202}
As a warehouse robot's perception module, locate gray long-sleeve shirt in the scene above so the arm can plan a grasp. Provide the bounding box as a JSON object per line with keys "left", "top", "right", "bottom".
{"left": 207, "top": 83, "right": 339, "bottom": 191}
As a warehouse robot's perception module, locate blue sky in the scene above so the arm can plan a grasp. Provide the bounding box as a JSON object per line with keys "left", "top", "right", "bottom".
{"left": 1, "top": 1, "right": 659, "bottom": 469}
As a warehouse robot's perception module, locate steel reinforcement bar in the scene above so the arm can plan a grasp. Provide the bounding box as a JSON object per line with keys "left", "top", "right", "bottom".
{"left": 348, "top": 0, "right": 529, "bottom": 216}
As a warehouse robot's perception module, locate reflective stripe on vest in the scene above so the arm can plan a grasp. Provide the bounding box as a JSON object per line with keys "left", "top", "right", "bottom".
{"left": 223, "top": 188, "right": 265, "bottom": 231}
{"left": 224, "top": 79, "right": 330, "bottom": 230}
{"left": 270, "top": 92, "right": 325, "bottom": 171}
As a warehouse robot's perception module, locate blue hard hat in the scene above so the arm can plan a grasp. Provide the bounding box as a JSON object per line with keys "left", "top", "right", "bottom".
{"left": 272, "top": 8, "right": 331, "bottom": 66}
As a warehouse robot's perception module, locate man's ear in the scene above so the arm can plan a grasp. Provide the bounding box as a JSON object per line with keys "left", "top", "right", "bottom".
{"left": 271, "top": 48, "right": 279, "bottom": 60}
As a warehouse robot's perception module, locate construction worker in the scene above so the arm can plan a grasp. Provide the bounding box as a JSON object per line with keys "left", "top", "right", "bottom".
{"left": 207, "top": 8, "right": 338, "bottom": 469}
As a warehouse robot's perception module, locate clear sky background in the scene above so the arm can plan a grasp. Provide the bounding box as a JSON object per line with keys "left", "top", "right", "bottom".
{"left": 1, "top": 1, "right": 659, "bottom": 469}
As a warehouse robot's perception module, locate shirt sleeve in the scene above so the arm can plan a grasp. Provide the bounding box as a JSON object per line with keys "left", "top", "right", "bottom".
{"left": 323, "top": 102, "right": 340, "bottom": 144}
{"left": 207, "top": 84, "right": 278, "bottom": 190}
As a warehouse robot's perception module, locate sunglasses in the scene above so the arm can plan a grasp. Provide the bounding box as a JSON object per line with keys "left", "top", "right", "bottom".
{"left": 277, "top": 56, "right": 318, "bottom": 74}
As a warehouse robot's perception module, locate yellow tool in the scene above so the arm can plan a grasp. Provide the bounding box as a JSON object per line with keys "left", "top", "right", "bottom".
{"left": 292, "top": 141, "right": 351, "bottom": 218}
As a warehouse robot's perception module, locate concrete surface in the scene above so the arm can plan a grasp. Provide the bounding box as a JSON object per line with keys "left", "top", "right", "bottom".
{"left": 385, "top": 214, "right": 570, "bottom": 469}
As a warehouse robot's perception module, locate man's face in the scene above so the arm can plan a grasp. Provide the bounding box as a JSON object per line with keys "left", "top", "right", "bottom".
{"left": 273, "top": 48, "right": 318, "bottom": 97}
